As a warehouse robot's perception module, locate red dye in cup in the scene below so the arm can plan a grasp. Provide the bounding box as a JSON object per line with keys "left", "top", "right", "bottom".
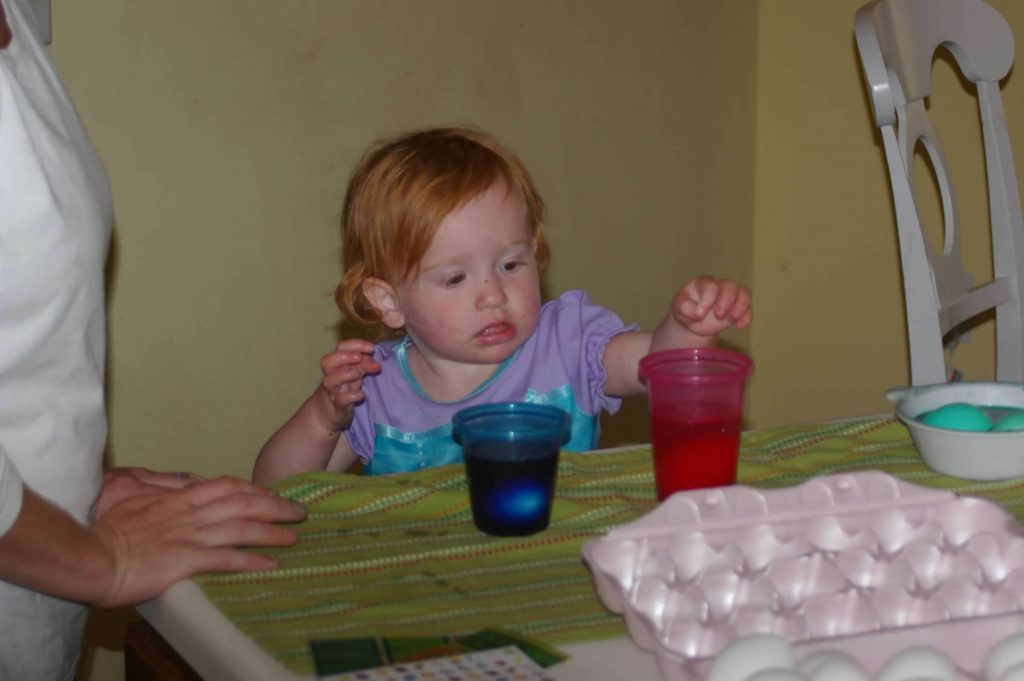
{"left": 640, "top": 349, "right": 753, "bottom": 501}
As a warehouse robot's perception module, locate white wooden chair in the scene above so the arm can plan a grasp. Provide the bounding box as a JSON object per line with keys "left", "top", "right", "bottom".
{"left": 854, "top": 0, "right": 1024, "bottom": 385}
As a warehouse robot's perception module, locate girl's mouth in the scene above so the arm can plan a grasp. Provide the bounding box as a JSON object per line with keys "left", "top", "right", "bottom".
{"left": 475, "top": 322, "right": 515, "bottom": 345}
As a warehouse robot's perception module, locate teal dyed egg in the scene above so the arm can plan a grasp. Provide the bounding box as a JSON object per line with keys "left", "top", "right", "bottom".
{"left": 921, "top": 402, "right": 993, "bottom": 431}
{"left": 993, "top": 411, "right": 1024, "bottom": 432}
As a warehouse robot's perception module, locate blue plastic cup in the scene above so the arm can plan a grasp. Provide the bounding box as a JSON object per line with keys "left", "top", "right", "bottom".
{"left": 452, "top": 403, "right": 571, "bottom": 536}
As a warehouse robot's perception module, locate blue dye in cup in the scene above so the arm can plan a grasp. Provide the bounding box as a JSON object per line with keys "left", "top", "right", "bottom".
{"left": 452, "top": 403, "right": 571, "bottom": 536}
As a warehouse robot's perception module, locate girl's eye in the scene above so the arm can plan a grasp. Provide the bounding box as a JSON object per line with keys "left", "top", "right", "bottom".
{"left": 502, "top": 261, "right": 525, "bottom": 273}
{"left": 443, "top": 273, "right": 465, "bottom": 287}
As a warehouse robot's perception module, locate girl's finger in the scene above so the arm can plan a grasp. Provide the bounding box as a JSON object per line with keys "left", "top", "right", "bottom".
{"left": 359, "top": 356, "right": 382, "bottom": 375}
{"left": 336, "top": 339, "right": 376, "bottom": 354}
{"left": 676, "top": 299, "right": 702, "bottom": 321}
{"left": 713, "top": 283, "right": 738, "bottom": 317}
{"left": 724, "top": 287, "right": 749, "bottom": 316}
{"left": 339, "top": 390, "right": 364, "bottom": 406}
{"left": 696, "top": 281, "right": 719, "bottom": 316}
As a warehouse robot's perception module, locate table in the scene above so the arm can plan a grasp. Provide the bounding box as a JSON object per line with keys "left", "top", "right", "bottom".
{"left": 134, "top": 416, "right": 1024, "bottom": 680}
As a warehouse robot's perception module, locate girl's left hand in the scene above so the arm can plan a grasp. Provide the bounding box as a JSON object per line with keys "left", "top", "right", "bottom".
{"left": 674, "top": 276, "right": 752, "bottom": 337}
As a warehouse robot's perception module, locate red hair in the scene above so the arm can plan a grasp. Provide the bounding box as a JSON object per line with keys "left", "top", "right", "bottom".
{"left": 335, "top": 127, "right": 549, "bottom": 336}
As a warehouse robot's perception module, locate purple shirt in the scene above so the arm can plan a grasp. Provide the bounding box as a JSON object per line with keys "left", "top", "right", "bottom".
{"left": 344, "top": 290, "right": 636, "bottom": 474}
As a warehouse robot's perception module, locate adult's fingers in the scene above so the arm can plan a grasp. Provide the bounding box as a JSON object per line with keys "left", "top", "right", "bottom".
{"left": 174, "top": 547, "right": 283, "bottom": 577}
{"left": 92, "top": 495, "right": 301, "bottom": 605}
{"left": 177, "top": 487, "right": 307, "bottom": 527}
{"left": 102, "top": 468, "right": 206, "bottom": 501}
{"left": 104, "top": 486, "right": 305, "bottom": 550}
{"left": 97, "top": 469, "right": 183, "bottom": 519}
{"left": 132, "top": 469, "right": 206, "bottom": 489}
{"left": 95, "top": 542, "right": 282, "bottom": 607}
{"left": 178, "top": 476, "right": 286, "bottom": 506}
{"left": 199, "top": 548, "right": 282, "bottom": 573}
{"left": 190, "top": 518, "right": 300, "bottom": 549}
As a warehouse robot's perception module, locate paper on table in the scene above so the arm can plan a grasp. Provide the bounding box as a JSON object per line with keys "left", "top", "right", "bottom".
{"left": 310, "top": 628, "right": 567, "bottom": 675}
{"left": 324, "top": 646, "right": 556, "bottom": 681}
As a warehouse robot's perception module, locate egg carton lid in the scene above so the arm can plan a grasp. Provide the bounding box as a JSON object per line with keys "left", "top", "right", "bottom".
{"left": 598, "top": 471, "right": 954, "bottom": 542}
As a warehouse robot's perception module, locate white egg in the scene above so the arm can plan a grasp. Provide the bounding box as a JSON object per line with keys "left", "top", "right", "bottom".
{"left": 995, "top": 661, "right": 1024, "bottom": 681}
{"left": 798, "top": 650, "right": 865, "bottom": 676}
{"left": 747, "top": 670, "right": 807, "bottom": 681}
{"left": 877, "top": 648, "right": 956, "bottom": 681}
{"left": 707, "top": 635, "right": 795, "bottom": 681}
{"left": 986, "top": 633, "right": 1024, "bottom": 679}
{"left": 806, "top": 658, "right": 871, "bottom": 681}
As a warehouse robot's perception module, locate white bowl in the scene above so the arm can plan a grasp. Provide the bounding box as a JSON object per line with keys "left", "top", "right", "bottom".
{"left": 887, "top": 382, "right": 1024, "bottom": 480}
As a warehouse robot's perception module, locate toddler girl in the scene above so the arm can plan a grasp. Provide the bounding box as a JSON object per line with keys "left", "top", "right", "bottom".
{"left": 253, "top": 127, "right": 752, "bottom": 483}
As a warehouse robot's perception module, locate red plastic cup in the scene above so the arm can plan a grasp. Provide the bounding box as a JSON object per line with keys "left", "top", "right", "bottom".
{"left": 639, "top": 348, "right": 754, "bottom": 500}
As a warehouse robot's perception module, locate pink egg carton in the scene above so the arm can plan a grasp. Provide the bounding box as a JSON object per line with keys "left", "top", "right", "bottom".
{"left": 582, "top": 472, "right": 1024, "bottom": 680}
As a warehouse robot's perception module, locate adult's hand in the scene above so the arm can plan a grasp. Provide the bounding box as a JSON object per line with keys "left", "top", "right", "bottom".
{"left": 92, "top": 476, "right": 306, "bottom": 607}
{"left": 0, "top": 477, "right": 306, "bottom": 608}
{"left": 96, "top": 466, "right": 206, "bottom": 518}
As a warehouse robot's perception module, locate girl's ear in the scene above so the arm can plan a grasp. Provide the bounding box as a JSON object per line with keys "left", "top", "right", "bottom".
{"left": 362, "top": 278, "right": 406, "bottom": 330}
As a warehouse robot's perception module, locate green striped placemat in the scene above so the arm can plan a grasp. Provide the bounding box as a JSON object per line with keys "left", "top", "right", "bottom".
{"left": 195, "top": 417, "right": 1024, "bottom": 674}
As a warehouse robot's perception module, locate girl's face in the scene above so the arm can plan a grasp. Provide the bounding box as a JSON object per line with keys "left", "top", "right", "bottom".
{"left": 393, "top": 180, "right": 542, "bottom": 369}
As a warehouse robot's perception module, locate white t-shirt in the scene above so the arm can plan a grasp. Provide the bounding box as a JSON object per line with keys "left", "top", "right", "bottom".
{"left": 0, "top": 0, "right": 112, "bottom": 676}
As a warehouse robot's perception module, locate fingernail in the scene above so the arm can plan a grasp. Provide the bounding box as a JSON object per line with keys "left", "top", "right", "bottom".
{"left": 292, "top": 501, "right": 308, "bottom": 515}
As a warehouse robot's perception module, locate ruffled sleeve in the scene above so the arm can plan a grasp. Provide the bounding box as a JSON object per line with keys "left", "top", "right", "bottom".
{"left": 549, "top": 290, "right": 638, "bottom": 416}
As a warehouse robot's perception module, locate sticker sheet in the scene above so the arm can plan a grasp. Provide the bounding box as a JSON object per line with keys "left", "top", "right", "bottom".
{"left": 326, "top": 645, "right": 557, "bottom": 681}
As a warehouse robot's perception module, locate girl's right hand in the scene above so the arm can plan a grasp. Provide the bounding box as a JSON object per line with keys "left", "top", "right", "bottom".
{"left": 319, "top": 339, "right": 381, "bottom": 429}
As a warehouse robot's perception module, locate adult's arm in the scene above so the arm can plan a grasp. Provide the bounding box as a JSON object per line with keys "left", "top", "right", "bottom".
{"left": 0, "top": 1, "right": 10, "bottom": 49}
{"left": 0, "top": 468, "right": 306, "bottom": 607}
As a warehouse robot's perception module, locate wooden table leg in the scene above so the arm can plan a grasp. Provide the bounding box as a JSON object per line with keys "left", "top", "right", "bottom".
{"left": 124, "top": 617, "right": 203, "bottom": 681}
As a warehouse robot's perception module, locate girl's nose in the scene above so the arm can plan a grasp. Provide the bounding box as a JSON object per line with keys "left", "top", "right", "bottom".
{"left": 477, "top": 278, "right": 508, "bottom": 309}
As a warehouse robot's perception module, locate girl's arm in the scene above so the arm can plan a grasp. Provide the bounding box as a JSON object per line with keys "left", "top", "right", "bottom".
{"left": 252, "top": 388, "right": 359, "bottom": 485}
{"left": 253, "top": 339, "right": 380, "bottom": 485}
{"left": 601, "top": 277, "right": 752, "bottom": 397}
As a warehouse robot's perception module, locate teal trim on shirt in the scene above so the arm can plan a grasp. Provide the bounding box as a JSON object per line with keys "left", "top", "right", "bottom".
{"left": 394, "top": 336, "right": 522, "bottom": 402}
{"left": 365, "top": 384, "right": 598, "bottom": 475}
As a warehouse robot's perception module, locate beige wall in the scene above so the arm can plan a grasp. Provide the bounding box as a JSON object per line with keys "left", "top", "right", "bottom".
{"left": 42, "top": 0, "right": 1024, "bottom": 679}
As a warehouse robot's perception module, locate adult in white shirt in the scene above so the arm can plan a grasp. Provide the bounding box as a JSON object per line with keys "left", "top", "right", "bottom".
{"left": 0, "top": 1, "right": 307, "bottom": 678}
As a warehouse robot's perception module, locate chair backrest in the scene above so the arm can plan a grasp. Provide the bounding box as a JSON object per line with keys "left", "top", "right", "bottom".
{"left": 854, "top": 0, "right": 1024, "bottom": 385}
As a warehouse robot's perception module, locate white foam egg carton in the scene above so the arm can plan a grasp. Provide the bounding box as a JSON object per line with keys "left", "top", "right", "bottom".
{"left": 582, "top": 472, "right": 1024, "bottom": 680}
